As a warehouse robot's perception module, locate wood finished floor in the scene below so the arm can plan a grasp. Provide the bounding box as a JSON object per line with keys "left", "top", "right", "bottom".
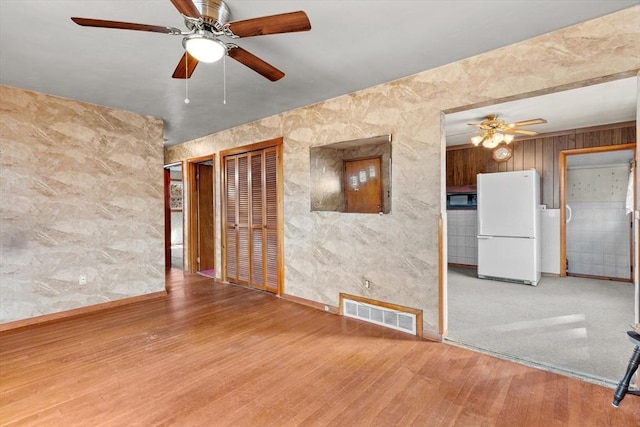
{"left": 1, "top": 269, "right": 638, "bottom": 426}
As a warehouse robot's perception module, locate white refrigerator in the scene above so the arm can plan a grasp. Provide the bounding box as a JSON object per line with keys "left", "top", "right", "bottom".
{"left": 477, "top": 170, "right": 542, "bottom": 286}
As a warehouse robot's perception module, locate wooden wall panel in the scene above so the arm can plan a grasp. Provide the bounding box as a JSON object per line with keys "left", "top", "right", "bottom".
{"left": 446, "top": 122, "right": 636, "bottom": 208}
{"left": 541, "top": 137, "right": 555, "bottom": 207}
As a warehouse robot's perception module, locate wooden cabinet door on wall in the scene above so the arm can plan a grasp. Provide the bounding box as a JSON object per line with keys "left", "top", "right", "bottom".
{"left": 224, "top": 146, "right": 279, "bottom": 293}
{"left": 344, "top": 157, "right": 383, "bottom": 213}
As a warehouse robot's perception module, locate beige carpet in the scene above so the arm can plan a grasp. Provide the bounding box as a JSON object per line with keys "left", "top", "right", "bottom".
{"left": 447, "top": 266, "right": 636, "bottom": 386}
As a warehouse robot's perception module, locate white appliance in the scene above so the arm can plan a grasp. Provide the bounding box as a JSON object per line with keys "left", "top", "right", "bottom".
{"left": 540, "top": 208, "right": 560, "bottom": 274}
{"left": 477, "top": 170, "right": 542, "bottom": 286}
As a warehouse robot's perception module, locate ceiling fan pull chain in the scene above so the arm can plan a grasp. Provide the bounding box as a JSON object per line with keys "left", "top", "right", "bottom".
{"left": 223, "top": 55, "right": 227, "bottom": 105}
{"left": 184, "top": 50, "right": 190, "bottom": 104}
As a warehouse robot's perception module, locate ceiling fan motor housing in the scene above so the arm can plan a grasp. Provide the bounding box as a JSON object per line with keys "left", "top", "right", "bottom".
{"left": 186, "top": 0, "right": 231, "bottom": 31}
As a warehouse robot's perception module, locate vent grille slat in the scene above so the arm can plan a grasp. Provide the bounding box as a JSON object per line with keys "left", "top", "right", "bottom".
{"left": 342, "top": 298, "right": 417, "bottom": 335}
{"left": 345, "top": 301, "right": 357, "bottom": 316}
{"left": 398, "top": 314, "right": 414, "bottom": 332}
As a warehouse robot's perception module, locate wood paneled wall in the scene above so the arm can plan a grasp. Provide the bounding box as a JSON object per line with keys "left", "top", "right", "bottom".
{"left": 446, "top": 122, "right": 636, "bottom": 208}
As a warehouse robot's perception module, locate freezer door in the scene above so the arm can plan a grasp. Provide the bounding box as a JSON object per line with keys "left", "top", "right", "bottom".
{"left": 477, "top": 170, "right": 539, "bottom": 238}
{"left": 477, "top": 236, "right": 540, "bottom": 285}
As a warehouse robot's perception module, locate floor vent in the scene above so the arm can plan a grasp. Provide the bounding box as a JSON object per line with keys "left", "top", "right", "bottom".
{"left": 342, "top": 297, "right": 417, "bottom": 335}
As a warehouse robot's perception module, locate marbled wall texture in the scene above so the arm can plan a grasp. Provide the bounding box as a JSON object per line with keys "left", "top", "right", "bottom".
{"left": 1, "top": 86, "right": 165, "bottom": 323}
{"left": 167, "top": 7, "right": 639, "bottom": 337}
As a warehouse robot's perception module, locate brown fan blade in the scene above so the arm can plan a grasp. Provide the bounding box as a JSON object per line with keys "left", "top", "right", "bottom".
{"left": 505, "top": 129, "right": 538, "bottom": 136}
{"left": 512, "top": 118, "right": 547, "bottom": 127}
{"left": 172, "top": 52, "right": 199, "bottom": 79}
{"left": 228, "top": 46, "right": 284, "bottom": 81}
{"left": 227, "top": 11, "right": 311, "bottom": 38}
{"left": 170, "top": 0, "right": 202, "bottom": 18}
{"left": 71, "top": 17, "right": 178, "bottom": 34}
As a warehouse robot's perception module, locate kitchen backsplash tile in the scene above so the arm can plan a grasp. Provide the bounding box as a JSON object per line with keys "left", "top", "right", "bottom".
{"left": 447, "top": 210, "right": 478, "bottom": 266}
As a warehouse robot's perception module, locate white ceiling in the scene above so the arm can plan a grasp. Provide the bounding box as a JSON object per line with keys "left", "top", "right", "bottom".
{"left": 0, "top": 1, "right": 637, "bottom": 147}
{"left": 566, "top": 149, "right": 634, "bottom": 169}
{"left": 445, "top": 77, "right": 638, "bottom": 147}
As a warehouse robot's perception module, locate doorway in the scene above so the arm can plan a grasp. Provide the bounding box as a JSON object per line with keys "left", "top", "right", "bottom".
{"left": 443, "top": 77, "right": 638, "bottom": 384}
{"left": 164, "top": 162, "right": 184, "bottom": 270}
{"left": 221, "top": 138, "right": 283, "bottom": 294}
{"left": 560, "top": 144, "right": 635, "bottom": 282}
{"left": 186, "top": 155, "right": 215, "bottom": 276}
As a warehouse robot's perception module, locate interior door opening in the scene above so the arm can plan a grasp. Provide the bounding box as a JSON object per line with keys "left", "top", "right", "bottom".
{"left": 164, "top": 162, "right": 184, "bottom": 270}
{"left": 560, "top": 145, "right": 636, "bottom": 283}
{"left": 186, "top": 156, "right": 215, "bottom": 276}
{"left": 443, "top": 76, "right": 638, "bottom": 384}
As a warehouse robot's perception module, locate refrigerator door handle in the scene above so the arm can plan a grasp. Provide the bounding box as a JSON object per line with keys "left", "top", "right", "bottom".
{"left": 566, "top": 204, "right": 572, "bottom": 224}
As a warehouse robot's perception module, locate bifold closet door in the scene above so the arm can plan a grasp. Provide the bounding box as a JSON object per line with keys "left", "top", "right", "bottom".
{"left": 250, "top": 148, "right": 278, "bottom": 292}
{"left": 225, "top": 154, "right": 249, "bottom": 285}
{"left": 224, "top": 147, "right": 278, "bottom": 292}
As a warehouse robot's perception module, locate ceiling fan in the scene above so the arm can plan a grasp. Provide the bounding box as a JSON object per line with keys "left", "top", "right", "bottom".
{"left": 70, "top": 0, "right": 311, "bottom": 82}
{"left": 468, "top": 114, "right": 547, "bottom": 148}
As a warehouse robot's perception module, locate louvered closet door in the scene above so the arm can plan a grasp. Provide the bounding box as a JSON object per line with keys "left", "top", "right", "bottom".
{"left": 224, "top": 156, "right": 238, "bottom": 282}
{"left": 236, "top": 154, "right": 250, "bottom": 284}
{"left": 249, "top": 148, "right": 278, "bottom": 291}
{"left": 263, "top": 147, "right": 278, "bottom": 292}
{"left": 250, "top": 151, "right": 265, "bottom": 289}
{"left": 225, "top": 154, "right": 250, "bottom": 285}
{"left": 224, "top": 146, "right": 279, "bottom": 293}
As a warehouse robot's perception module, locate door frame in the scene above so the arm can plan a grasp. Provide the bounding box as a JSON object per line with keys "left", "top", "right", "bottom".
{"left": 185, "top": 154, "right": 215, "bottom": 274}
{"left": 559, "top": 143, "right": 636, "bottom": 278}
{"left": 220, "top": 137, "right": 284, "bottom": 294}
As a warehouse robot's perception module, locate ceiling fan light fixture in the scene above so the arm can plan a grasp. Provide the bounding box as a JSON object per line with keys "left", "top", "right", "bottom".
{"left": 183, "top": 33, "right": 226, "bottom": 63}
{"left": 468, "top": 115, "right": 545, "bottom": 149}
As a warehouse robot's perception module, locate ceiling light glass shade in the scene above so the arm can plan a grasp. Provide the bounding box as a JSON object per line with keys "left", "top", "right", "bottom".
{"left": 470, "top": 135, "right": 483, "bottom": 146}
{"left": 471, "top": 130, "right": 516, "bottom": 148}
{"left": 484, "top": 138, "right": 500, "bottom": 149}
{"left": 183, "top": 34, "right": 226, "bottom": 63}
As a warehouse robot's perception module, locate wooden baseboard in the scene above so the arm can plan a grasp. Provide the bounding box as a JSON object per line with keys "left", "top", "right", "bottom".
{"left": 0, "top": 291, "right": 167, "bottom": 334}
{"left": 566, "top": 273, "right": 632, "bottom": 283}
{"left": 279, "top": 293, "right": 339, "bottom": 314}
{"left": 448, "top": 263, "right": 477, "bottom": 269}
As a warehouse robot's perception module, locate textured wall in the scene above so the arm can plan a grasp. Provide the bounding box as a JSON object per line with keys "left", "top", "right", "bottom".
{"left": 0, "top": 86, "right": 165, "bottom": 323}
{"left": 165, "top": 7, "right": 640, "bottom": 335}
{"left": 567, "top": 166, "right": 630, "bottom": 202}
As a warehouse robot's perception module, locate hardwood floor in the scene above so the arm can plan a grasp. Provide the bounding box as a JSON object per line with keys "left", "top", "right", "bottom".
{"left": 1, "top": 269, "right": 638, "bottom": 426}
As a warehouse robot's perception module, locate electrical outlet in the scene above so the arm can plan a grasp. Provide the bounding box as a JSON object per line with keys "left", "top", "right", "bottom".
{"left": 364, "top": 279, "right": 371, "bottom": 289}
{"left": 79, "top": 275, "right": 87, "bottom": 285}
